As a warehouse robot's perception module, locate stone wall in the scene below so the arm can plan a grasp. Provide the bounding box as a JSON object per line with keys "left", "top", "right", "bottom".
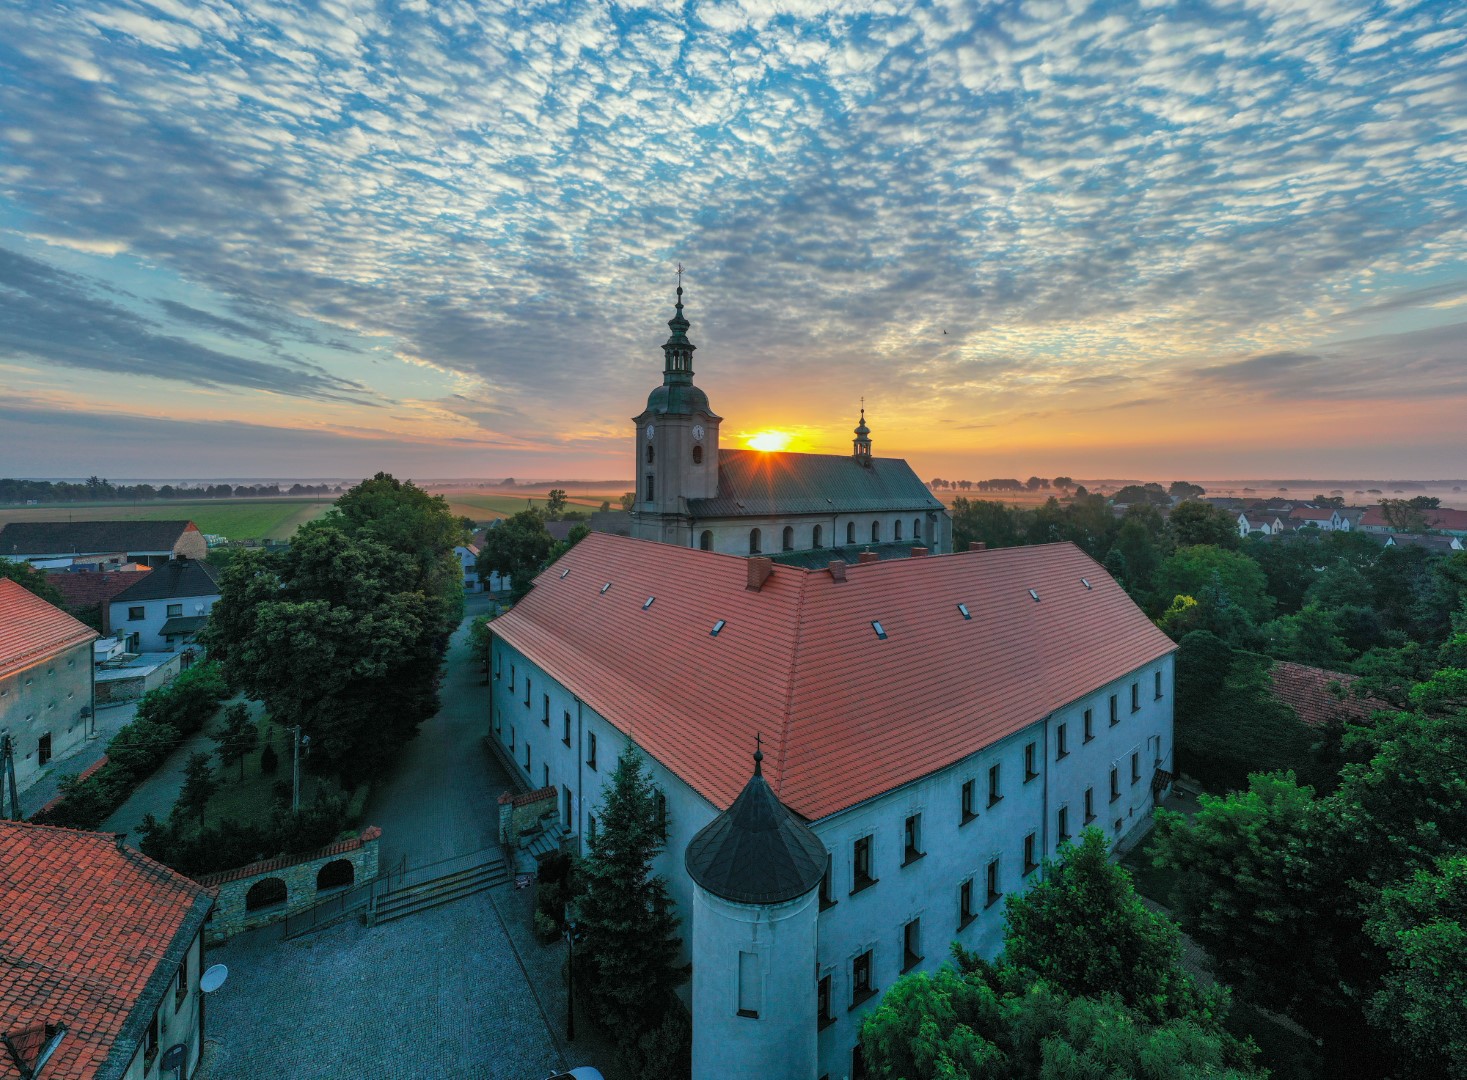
{"left": 197, "top": 825, "right": 381, "bottom": 942}
{"left": 498, "top": 786, "right": 557, "bottom": 846}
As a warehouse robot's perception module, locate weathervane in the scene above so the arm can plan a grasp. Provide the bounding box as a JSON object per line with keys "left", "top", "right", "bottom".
{"left": 676, "top": 262, "right": 684, "bottom": 290}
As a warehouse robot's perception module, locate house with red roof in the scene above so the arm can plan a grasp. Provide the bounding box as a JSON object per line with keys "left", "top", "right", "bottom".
{"left": 0, "top": 821, "right": 215, "bottom": 1080}
{"left": 489, "top": 531, "right": 1176, "bottom": 1080}
{"left": 0, "top": 580, "right": 98, "bottom": 794}
{"left": 44, "top": 570, "right": 153, "bottom": 633}
{"left": 1360, "top": 505, "right": 1467, "bottom": 536}
{"left": 1287, "top": 506, "right": 1344, "bottom": 531}
{"left": 1268, "top": 661, "right": 1383, "bottom": 729}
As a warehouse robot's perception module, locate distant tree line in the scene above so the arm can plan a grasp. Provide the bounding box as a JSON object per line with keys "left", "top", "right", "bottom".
{"left": 929, "top": 476, "right": 1072, "bottom": 492}
{"left": 0, "top": 477, "right": 343, "bottom": 504}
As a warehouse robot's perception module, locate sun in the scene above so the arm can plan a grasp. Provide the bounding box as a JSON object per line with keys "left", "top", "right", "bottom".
{"left": 747, "top": 430, "right": 794, "bottom": 452}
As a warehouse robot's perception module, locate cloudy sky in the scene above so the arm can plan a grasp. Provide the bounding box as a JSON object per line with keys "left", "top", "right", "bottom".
{"left": 1, "top": 0, "right": 1463, "bottom": 482}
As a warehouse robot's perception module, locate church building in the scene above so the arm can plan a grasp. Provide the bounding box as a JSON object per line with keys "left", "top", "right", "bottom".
{"left": 487, "top": 532, "right": 1176, "bottom": 1080}
{"left": 629, "top": 287, "right": 951, "bottom": 557}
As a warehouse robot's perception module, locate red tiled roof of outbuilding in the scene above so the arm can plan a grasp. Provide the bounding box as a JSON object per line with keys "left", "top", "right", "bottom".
{"left": 492, "top": 532, "right": 1177, "bottom": 820}
{"left": 0, "top": 822, "right": 214, "bottom": 1080}
{"left": 0, "top": 579, "right": 98, "bottom": 681}
{"left": 1267, "top": 661, "right": 1382, "bottom": 729}
{"left": 44, "top": 570, "right": 153, "bottom": 615}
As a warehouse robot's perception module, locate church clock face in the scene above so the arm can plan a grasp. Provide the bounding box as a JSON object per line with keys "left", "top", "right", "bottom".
{"left": 692, "top": 425, "right": 704, "bottom": 441}
{"left": 646, "top": 424, "right": 655, "bottom": 440}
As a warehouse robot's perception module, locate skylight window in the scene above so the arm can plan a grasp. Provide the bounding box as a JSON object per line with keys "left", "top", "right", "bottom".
{"left": 561, "top": 568, "right": 570, "bottom": 579}
{"left": 1029, "top": 589, "right": 1040, "bottom": 602}
{"left": 1081, "top": 578, "right": 1092, "bottom": 590}
{"left": 600, "top": 582, "right": 612, "bottom": 595}
{"left": 872, "top": 620, "right": 888, "bottom": 640}
{"left": 643, "top": 596, "right": 655, "bottom": 610}
{"left": 957, "top": 603, "right": 971, "bottom": 620}
{"left": 710, "top": 619, "right": 726, "bottom": 637}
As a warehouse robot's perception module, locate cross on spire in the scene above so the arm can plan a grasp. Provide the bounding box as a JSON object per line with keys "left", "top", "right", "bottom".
{"left": 675, "top": 262, "right": 684, "bottom": 290}
{"left": 753, "top": 732, "right": 764, "bottom": 776}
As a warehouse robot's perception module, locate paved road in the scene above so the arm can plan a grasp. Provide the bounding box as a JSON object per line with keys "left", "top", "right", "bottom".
{"left": 363, "top": 592, "right": 509, "bottom": 871}
{"left": 202, "top": 594, "right": 584, "bottom": 1080}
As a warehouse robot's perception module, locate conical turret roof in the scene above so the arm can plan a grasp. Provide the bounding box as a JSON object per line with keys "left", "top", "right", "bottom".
{"left": 685, "top": 742, "right": 827, "bottom": 905}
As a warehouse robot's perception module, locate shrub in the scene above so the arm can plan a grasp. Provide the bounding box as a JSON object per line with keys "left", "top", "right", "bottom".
{"left": 533, "top": 909, "right": 561, "bottom": 944}
{"left": 259, "top": 741, "right": 279, "bottom": 776}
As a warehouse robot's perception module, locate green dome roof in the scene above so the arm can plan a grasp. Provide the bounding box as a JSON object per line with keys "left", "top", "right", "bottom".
{"left": 646, "top": 382, "right": 712, "bottom": 415}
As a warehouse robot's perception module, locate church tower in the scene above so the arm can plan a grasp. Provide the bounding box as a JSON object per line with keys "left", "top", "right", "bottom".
{"left": 685, "top": 740, "right": 824, "bottom": 1080}
{"left": 852, "top": 405, "right": 872, "bottom": 463}
{"left": 630, "top": 285, "right": 722, "bottom": 547}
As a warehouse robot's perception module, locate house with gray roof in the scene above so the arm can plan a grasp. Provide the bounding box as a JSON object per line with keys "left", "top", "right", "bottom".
{"left": 0, "top": 520, "right": 207, "bottom": 568}
{"left": 107, "top": 558, "right": 221, "bottom": 654}
{"left": 628, "top": 288, "right": 951, "bottom": 556}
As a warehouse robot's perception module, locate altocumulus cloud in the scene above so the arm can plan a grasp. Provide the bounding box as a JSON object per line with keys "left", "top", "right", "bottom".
{"left": 0, "top": 0, "right": 1462, "bottom": 436}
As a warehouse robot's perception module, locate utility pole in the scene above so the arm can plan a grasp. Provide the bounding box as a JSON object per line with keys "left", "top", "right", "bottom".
{"left": 290, "top": 726, "right": 309, "bottom": 812}
{"left": 1, "top": 733, "right": 20, "bottom": 821}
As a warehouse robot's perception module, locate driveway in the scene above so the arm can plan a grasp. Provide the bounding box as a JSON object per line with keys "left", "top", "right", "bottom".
{"left": 201, "top": 593, "right": 586, "bottom": 1079}
{"left": 18, "top": 699, "right": 139, "bottom": 817}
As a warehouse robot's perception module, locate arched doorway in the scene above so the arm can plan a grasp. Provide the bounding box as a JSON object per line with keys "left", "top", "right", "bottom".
{"left": 813, "top": 525, "right": 823, "bottom": 548}
{"left": 749, "top": 528, "right": 762, "bottom": 554}
{"left": 782, "top": 526, "right": 794, "bottom": 551}
{"left": 316, "top": 859, "right": 354, "bottom": 892}
{"left": 700, "top": 530, "right": 713, "bottom": 551}
{"left": 245, "top": 877, "right": 287, "bottom": 912}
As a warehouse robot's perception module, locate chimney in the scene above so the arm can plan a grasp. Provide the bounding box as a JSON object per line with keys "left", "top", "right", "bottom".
{"left": 746, "top": 557, "right": 774, "bottom": 591}
{"left": 969, "top": 541, "right": 987, "bottom": 552}
{"left": 828, "top": 560, "right": 847, "bottom": 583}
{"left": 910, "top": 547, "right": 928, "bottom": 557}
{"left": 857, "top": 551, "right": 880, "bottom": 565}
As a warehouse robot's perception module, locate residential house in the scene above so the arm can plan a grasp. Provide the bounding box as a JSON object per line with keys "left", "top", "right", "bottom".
{"left": 0, "top": 821, "right": 215, "bottom": 1080}
{"left": 1383, "top": 533, "right": 1464, "bottom": 553}
{"left": 1236, "top": 509, "right": 1286, "bottom": 537}
{"left": 0, "top": 579, "right": 97, "bottom": 794}
{"left": 106, "top": 559, "right": 220, "bottom": 654}
{"left": 1287, "top": 506, "right": 1343, "bottom": 531}
{"left": 44, "top": 570, "right": 153, "bottom": 629}
{"left": 1359, "top": 505, "right": 1467, "bottom": 536}
{"left": 489, "top": 532, "right": 1175, "bottom": 1080}
{"left": 0, "top": 521, "right": 207, "bottom": 568}
{"left": 1268, "top": 661, "right": 1382, "bottom": 730}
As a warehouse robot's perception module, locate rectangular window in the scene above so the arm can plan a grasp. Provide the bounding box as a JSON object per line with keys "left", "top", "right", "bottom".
{"left": 1131, "top": 682, "right": 1140, "bottom": 713}
{"left": 510, "top": 664, "right": 515, "bottom": 691}
{"left": 851, "top": 950, "right": 874, "bottom": 1005}
{"left": 1056, "top": 723, "right": 1068, "bottom": 759}
{"left": 510, "top": 726, "right": 515, "bottom": 751}
{"left": 646, "top": 473, "right": 655, "bottom": 500}
{"left": 853, "top": 1045, "right": 868, "bottom": 1080}
{"left": 960, "top": 779, "right": 976, "bottom": 823}
{"left": 1131, "top": 751, "right": 1141, "bottom": 785}
{"left": 1083, "top": 707, "right": 1094, "bottom": 742}
{"left": 1023, "top": 832, "right": 1038, "bottom": 875}
{"left": 1024, "top": 742, "right": 1038, "bottom": 782}
{"left": 1057, "top": 805, "right": 1070, "bottom": 843}
{"left": 174, "top": 952, "right": 189, "bottom": 1011}
{"left": 128, "top": 606, "right": 145, "bottom": 621}
{"left": 738, "top": 951, "right": 761, "bottom": 1017}
{"left": 852, "top": 836, "right": 876, "bottom": 892}
{"left": 524, "top": 742, "right": 531, "bottom": 772}
{"left": 1155, "top": 670, "right": 1163, "bottom": 700}
{"left": 1109, "top": 694, "right": 1119, "bottom": 726}
{"left": 586, "top": 731, "right": 597, "bottom": 769}
{"left": 1084, "top": 787, "right": 1096, "bottom": 823}
{"left": 988, "top": 763, "right": 1002, "bottom": 806}
{"left": 563, "top": 711, "right": 571, "bottom": 746}
{"left": 144, "top": 1012, "right": 159, "bottom": 1065}
{"left": 166, "top": 603, "right": 183, "bottom": 618}
{"left": 524, "top": 677, "right": 531, "bottom": 707}
{"left": 587, "top": 813, "right": 597, "bottom": 841}
{"left": 903, "top": 813, "right": 923, "bottom": 865}
{"left": 494, "top": 654, "right": 502, "bottom": 680}
{"left": 820, "top": 853, "right": 837, "bottom": 910}
{"left": 543, "top": 694, "right": 550, "bottom": 725}
{"left": 902, "top": 917, "right": 922, "bottom": 971}
{"left": 818, "top": 973, "right": 834, "bottom": 1028}
{"left": 985, "top": 858, "right": 1002, "bottom": 906}
{"left": 959, "top": 879, "right": 976, "bottom": 927}
{"left": 543, "top": 764, "right": 549, "bottom": 788}
{"left": 656, "top": 792, "right": 668, "bottom": 838}
{"left": 1110, "top": 767, "right": 1121, "bottom": 802}
{"left": 38, "top": 733, "right": 52, "bottom": 766}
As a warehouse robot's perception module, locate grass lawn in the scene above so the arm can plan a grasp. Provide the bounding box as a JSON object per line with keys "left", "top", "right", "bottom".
{"left": 0, "top": 498, "right": 333, "bottom": 540}
{"left": 444, "top": 492, "right": 612, "bottom": 521}
{"left": 204, "top": 717, "right": 333, "bottom": 828}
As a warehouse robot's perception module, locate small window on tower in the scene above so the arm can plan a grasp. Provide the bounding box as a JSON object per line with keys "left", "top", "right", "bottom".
{"left": 692, "top": 445, "right": 703, "bottom": 464}
{"left": 646, "top": 444, "right": 654, "bottom": 464}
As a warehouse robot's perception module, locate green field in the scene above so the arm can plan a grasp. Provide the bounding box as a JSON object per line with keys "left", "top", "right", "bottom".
{"left": 443, "top": 492, "right": 613, "bottom": 521}
{"left": 0, "top": 498, "right": 333, "bottom": 540}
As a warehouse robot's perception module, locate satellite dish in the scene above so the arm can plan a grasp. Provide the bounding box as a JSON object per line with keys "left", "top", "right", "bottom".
{"left": 200, "top": 964, "right": 228, "bottom": 993}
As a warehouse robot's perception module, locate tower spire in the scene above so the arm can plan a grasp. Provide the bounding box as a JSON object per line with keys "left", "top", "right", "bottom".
{"left": 753, "top": 732, "right": 763, "bottom": 777}
{"left": 853, "top": 400, "right": 872, "bottom": 460}
{"left": 662, "top": 271, "right": 696, "bottom": 384}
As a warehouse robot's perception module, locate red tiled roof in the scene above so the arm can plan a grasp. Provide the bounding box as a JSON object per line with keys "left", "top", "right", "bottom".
{"left": 492, "top": 533, "right": 1176, "bottom": 820}
{"left": 0, "top": 822, "right": 214, "bottom": 1080}
{"left": 1360, "top": 505, "right": 1467, "bottom": 530}
{"left": 1289, "top": 507, "right": 1336, "bottom": 521}
{"left": 1267, "top": 661, "right": 1380, "bottom": 728}
{"left": 0, "top": 579, "right": 98, "bottom": 681}
{"left": 44, "top": 570, "right": 153, "bottom": 614}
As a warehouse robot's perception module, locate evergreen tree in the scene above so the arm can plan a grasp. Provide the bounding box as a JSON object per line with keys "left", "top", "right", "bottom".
{"left": 178, "top": 752, "right": 217, "bottom": 829}
{"left": 215, "top": 702, "right": 259, "bottom": 780}
{"left": 576, "top": 746, "right": 685, "bottom": 1041}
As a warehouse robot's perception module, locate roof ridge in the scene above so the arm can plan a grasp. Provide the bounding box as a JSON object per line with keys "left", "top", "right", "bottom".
{"left": 770, "top": 568, "right": 810, "bottom": 800}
